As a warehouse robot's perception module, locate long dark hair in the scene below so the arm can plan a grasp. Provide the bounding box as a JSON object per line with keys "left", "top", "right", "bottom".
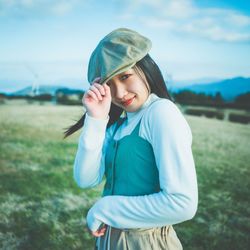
{"left": 63, "top": 54, "right": 173, "bottom": 138}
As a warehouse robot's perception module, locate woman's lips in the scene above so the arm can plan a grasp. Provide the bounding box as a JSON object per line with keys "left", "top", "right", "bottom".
{"left": 122, "top": 97, "right": 135, "bottom": 106}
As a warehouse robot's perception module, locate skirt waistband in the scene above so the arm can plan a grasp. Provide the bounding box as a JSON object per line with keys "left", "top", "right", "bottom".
{"left": 109, "top": 225, "right": 170, "bottom": 235}
{"left": 95, "top": 225, "right": 180, "bottom": 250}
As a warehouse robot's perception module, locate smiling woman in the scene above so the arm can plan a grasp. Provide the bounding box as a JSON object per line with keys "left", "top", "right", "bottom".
{"left": 64, "top": 28, "right": 198, "bottom": 250}
{"left": 106, "top": 67, "right": 150, "bottom": 112}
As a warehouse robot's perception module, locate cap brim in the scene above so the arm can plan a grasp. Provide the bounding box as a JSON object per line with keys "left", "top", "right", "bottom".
{"left": 100, "top": 62, "right": 136, "bottom": 85}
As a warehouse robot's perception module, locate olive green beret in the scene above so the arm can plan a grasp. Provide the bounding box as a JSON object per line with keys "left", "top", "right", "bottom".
{"left": 87, "top": 28, "right": 152, "bottom": 84}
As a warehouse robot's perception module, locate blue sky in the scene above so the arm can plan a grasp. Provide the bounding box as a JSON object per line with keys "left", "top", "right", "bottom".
{"left": 0, "top": 0, "right": 250, "bottom": 92}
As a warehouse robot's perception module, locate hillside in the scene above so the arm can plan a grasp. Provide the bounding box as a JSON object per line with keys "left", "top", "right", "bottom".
{"left": 172, "top": 77, "right": 250, "bottom": 101}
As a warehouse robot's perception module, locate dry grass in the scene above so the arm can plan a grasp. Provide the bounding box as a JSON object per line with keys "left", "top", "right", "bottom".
{"left": 0, "top": 101, "right": 249, "bottom": 250}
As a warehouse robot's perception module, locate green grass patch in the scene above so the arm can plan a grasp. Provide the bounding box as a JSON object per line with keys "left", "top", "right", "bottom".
{"left": 0, "top": 102, "right": 249, "bottom": 249}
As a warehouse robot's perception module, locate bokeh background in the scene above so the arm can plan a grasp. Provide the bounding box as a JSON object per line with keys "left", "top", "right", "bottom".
{"left": 1, "top": 0, "right": 250, "bottom": 249}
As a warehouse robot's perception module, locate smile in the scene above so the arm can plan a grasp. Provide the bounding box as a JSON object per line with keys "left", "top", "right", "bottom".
{"left": 122, "top": 97, "right": 135, "bottom": 106}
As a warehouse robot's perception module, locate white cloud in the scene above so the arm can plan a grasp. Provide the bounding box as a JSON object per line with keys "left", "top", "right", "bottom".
{"left": 20, "top": 0, "right": 35, "bottom": 8}
{"left": 163, "top": 0, "right": 196, "bottom": 19}
{"left": 0, "top": 0, "right": 81, "bottom": 17}
{"left": 141, "top": 18, "right": 175, "bottom": 29}
{"left": 122, "top": 0, "right": 250, "bottom": 43}
{"left": 226, "top": 13, "right": 250, "bottom": 27}
{"left": 51, "top": 2, "right": 74, "bottom": 15}
{"left": 183, "top": 22, "right": 250, "bottom": 42}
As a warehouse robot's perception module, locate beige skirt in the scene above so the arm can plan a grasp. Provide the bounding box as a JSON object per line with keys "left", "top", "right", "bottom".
{"left": 94, "top": 225, "right": 183, "bottom": 250}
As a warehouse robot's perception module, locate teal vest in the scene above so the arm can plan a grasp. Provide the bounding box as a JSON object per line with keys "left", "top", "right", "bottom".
{"left": 102, "top": 116, "right": 160, "bottom": 197}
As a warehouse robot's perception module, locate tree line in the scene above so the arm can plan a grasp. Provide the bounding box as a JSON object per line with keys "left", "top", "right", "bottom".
{"left": 172, "top": 90, "right": 250, "bottom": 110}
{"left": 0, "top": 89, "right": 249, "bottom": 110}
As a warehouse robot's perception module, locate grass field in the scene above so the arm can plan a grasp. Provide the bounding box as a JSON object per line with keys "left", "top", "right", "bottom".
{"left": 0, "top": 101, "right": 250, "bottom": 250}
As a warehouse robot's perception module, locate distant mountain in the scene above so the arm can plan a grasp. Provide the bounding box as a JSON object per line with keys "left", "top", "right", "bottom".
{"left": 170, "top": 77, "right": 223, "bottom": 88}
{"left": 171, "top": 77, "right": 250, "bottom": 101}
{"left": 0, "top": 77, "right": 87, "bottom": 94}
{"left": 0, "top": 79, "right": 34, "bottom": 94}
{"left": 10, "top": 85, "right": 71, "bottom": 96}
{"left": 52, "top": 78, "right": 87, "bottom": 89}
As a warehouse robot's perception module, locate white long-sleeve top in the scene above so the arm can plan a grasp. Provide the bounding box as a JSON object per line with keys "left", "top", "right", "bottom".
{"left": 74, "top": 93, "right": 198, "bottom": 232}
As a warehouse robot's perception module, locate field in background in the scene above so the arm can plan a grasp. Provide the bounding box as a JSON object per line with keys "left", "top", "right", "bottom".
{"left": 0, "top": 101, "right": 249, "bottom": 250}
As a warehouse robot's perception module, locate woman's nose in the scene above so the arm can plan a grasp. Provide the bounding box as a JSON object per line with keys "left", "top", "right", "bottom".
{"left": 114, "top": 83, "right": 128, "bottom": 99}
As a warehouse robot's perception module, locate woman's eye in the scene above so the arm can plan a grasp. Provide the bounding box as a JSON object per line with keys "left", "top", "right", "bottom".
{"left": 120, "top": 74, "right": 130, "bottom": 81}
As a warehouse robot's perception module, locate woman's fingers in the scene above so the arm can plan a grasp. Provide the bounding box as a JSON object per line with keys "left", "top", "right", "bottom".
{"left": 92, "top": 231, "right": 104, "bottom": 237}
{"left": 87, "top": 83, "right": 110, "bottom": 102}
{"left": 89, "top": 224, "right": 107, "bottom": 237}
{"left": 91, "top": 227, "right": 107, "bottom": 237}
{"left": 93, "top": 83, "right": 105, "bottom": 96}
{"left": 87, "top": 77, "right": 102, "bottom": 101}
{"left": 103, "top": 83, "right": 111, "bottom": 96}
{"left": 89, "top": 85, "right": 103, "bottom": 100}
{"left": 99, "top": 226, "right": 107, "bottom": 233}
{"left": 93, "top": 77, "right": 101, "bottom": 83}
{"left": 83, "top": 77, "right": 111, "bottom": 107}
{"left": 86, "top": 90, "right": 99, "bottom": 102}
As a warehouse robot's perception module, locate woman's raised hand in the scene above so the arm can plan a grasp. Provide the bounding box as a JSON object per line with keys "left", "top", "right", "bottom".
{"left": 82, "top": 77, "right": 112, "bottom": 119}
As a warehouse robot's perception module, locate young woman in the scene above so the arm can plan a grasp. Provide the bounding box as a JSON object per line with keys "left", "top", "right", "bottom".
{"left": 65, "top": 28, "right": 198, "bottom": 250}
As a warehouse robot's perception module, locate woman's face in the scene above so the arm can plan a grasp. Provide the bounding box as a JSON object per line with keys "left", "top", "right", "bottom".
{"left": 107, "top": 68, "right": 150, "bottom": 112}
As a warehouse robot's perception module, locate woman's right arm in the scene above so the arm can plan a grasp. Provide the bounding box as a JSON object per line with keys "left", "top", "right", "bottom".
{"left": 73, "top": 77, "right": 112, "bottom": 188}
{"left": 73, "top": 113, "right": 110, "bottom": 188}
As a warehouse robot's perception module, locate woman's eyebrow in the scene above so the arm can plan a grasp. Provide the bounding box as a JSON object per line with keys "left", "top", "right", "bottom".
{"left": 120, "top": 71, "right": 133, "bottom": 76}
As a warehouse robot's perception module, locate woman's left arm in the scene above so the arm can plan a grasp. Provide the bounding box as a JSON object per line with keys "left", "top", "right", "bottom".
{"left": 87, "top": 100, "right": 198, "bottom": 232}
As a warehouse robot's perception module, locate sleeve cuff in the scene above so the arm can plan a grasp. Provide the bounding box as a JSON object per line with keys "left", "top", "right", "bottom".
{"left": 87, "top": 208, "right": 103, "bottom": 232}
